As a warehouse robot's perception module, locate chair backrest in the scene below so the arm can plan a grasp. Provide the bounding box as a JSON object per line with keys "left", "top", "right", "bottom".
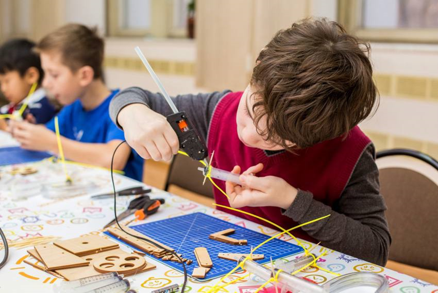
{"left": 376, "top": 149, "right": 438, "bottom": 271}
{"left": 164, "top": 154, "right": 214, "bottom": 198}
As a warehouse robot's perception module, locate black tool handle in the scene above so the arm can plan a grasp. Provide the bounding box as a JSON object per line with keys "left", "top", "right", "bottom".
{"left": 167, "top": 112, "right": 208, "bottom": 161}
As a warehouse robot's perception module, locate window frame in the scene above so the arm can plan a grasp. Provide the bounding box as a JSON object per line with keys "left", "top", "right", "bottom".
{"left": 106, "top": 0, "right": 187, "bottom": 39}
{"left": 338, "top": 0, "right": 438, "bottom": 43}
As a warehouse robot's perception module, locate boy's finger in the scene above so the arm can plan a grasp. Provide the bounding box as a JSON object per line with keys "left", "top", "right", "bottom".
{"left": 134, "top": 144, "right": 151, "bottom": 160}
{"left": 145, "top": 141, "right": 162, "bottom": 161}
{"left": 12, "top": 127, "right": 28, "bottom": 140}
{"left": 154, "top": 135, "right": 173, "bottom": 161}
{"left": 242, "top": 163, "right": 264, "bottom": 176}
{"left": 240, "top": 175, "right": 269, "bottom": 192}
{"left": 26, "top": 114, "right": 36, "bottom": 124}
{"left": 226, "top": 166, "right": 241, "bottom": 196}
{"left": 164, "top": 129, "right": 180, "bottom": 155}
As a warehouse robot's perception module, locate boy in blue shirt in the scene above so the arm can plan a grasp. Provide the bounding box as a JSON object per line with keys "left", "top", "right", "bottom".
{"left": 10, "top": 24, "right": 143, "bottom": 181}
{"left": 0, "top": 39, "right": 56, "bottom": 129}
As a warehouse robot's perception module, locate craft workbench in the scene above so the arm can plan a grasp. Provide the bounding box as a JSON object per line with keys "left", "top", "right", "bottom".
{"left": 0, "top": 131, "right": 437, "bottom": 292}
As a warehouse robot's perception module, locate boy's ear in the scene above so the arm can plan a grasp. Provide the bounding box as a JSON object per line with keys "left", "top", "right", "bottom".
{"left": 77, "top": 65, "right": 95, "bottom": 86}
{"left": 24, "top": 67, "right": 40, "bottom": 85}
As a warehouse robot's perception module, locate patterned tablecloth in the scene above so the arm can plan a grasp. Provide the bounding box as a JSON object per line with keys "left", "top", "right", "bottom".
{"left": 0, "top": 159, "right": 437, "bottom": 293}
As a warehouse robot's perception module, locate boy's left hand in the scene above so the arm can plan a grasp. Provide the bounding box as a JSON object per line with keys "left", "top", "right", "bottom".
{"left": 226, "top": 163, "right": 298, "bottom": 209}
{"left": 10, "top": 120, "right": 56, "bottom": 151}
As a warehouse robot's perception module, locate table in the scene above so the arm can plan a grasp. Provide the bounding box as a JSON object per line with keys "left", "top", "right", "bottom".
{"left": 0, "top": 130, "right": 19, "bottom": 148}
{"left": 0, "top": 160, "right": 437, "bottom": 293}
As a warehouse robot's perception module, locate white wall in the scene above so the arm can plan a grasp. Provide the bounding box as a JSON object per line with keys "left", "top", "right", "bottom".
{"left": 64, "top": 0, "right": 106, "bottom": 34}
{"left": 104, "top": 38, "right": 206, "bottom": 95}
{"left": 361, "top": 43, "right": 438, "bottom": 144}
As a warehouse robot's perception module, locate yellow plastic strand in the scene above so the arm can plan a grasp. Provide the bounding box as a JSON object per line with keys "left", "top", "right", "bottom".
{"left": 176, "top": 151, "right": 341, "bottom": 287}
{"left": 213, "top": 273, "right": 250, "bottom": 292}
{"left": 208, "top": 215, "right": 331, "bottom": 293}
{"left": 215, "top": 203, "right": 303, "bottom": 247}
{"left": 17, "top": 82, "right": 38, "bottom": 117}
{"left": 291, "top": 252, "right": 325, "bottom": 275}
{"left": 255, "top": 277, "right": 275, "bottom": 293}
{"left": 0, "top": 83, "right": 37, "bottom": 120}
{"left": 254, "top": 268, "right": 283, "bottom": 293}
{"left": 54, "top": 116, "right": 72, "bottom": 183}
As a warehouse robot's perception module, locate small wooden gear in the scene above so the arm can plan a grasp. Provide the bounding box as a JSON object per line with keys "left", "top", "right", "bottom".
{"left": 93, "top": 253, "right": 146, "bottom": 275}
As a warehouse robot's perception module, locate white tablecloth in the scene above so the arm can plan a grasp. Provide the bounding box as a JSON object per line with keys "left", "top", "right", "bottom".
{"left": 0, "top": 160, "right": 436, "bottom": 293}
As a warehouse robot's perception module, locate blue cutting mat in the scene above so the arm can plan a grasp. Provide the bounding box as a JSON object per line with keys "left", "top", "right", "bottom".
{"left": 0, "top": 147, "right": 52, "bottom": 166}
{"left": 106, "top": 212, "right": 303, "bottom": 280}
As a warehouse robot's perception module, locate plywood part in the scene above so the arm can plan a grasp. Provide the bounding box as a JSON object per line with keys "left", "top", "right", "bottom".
{"left": 106, "top": 226, "right": 174, "bottom": 252}
{"left": 93, "top": 252, "right": 146, "bottom": 276}
{"left": 194, "top": 247, "right": 213, "bottom": 268}
{"left": 34, "top": 244, "right": 89, "bottom": 270}
{"left": 54, "top": 235, "right": 119, "bottom": 256}
{"left": 27, "top": 249, "right": 43, "bottom": 262}
{"left": 55, "top": 249, "right": 156, "bottom": 280}
{"left": 209, "top": 229, "right": 247, "bottom": 245}
{"left": 192, "top": 267, "right": 209, "bottom": 278}
{"left": 55, "top": 248, "right": 126, "bottom": 281}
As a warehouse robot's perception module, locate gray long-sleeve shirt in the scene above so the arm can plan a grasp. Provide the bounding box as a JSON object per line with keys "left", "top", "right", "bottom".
{"left": 110, "top": 87, "right": 391, "bottom": 266}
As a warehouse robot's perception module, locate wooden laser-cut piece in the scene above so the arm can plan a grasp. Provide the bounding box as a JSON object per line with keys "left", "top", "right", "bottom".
{"left": 23, "top": 259, "right": 63, "bottom": 278}
{"left": 27, "top": 248, "right": 43, "bottom": 262}
{"left": 218, "top": 253, "right": 264, "bottom": 261}
{"left": 54, "top": 235, "right": 119, "bottom": 256}
{"left": 194, "top": 247, "right": 213, "bottom": 268}
{"left": 209, "top": 228, "right": 247, "bottom": 245}
{"left": 106, "top": 226, "right": 174, "bottom": 252}
{"left": 34, "top": 244, "right": 89, "bottom": 270}
{"left": 191, "top": 267, "right": 209, "bottom": 278}
{"left": 55, "top": 248, "right": 155, "bottom": 281}
{"left": 93, "top": 252, "right": 146, "bottom": 276}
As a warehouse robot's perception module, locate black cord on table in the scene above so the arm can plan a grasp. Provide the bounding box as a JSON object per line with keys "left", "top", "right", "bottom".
{"left": 0, "top": 227, "right": 9, "bottom": 269}
{"left": 110, "top": 140, "right": 187, "bottom": 292}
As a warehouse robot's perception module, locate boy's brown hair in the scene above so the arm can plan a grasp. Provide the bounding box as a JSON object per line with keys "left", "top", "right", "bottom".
{"left": 251, "top": 18, "right": 377, "bottom": 149}
{"left": 36, "top": 24, "right": 104, "bottom": 80}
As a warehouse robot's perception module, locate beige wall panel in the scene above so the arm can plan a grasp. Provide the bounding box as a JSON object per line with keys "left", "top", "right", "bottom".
{"left": 196, "top": 0, "right": 253, "bottom": 92}
{"left": 252, "top": 0, "right": 310, "bottom": 62}
{"left": 196, "top": 0, "right": 311, "bottom": 92}
{"left": 30, "top": 0, "right": 65, "bottom": 40}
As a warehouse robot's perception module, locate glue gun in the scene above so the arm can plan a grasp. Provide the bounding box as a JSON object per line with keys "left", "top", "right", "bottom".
{"left": 135, "top": 47, "right": 208, "bottom": 162}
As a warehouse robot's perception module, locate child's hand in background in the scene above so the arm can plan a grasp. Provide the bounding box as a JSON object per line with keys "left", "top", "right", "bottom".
{"left": 226, "top": 163, "right": 298, "bottom": 209}
{"left": 10, "top": 120, "right": 56, "bottom": 151}
{"left": 0, "top": 118, "right": 9, "bottom": 132}
{"left": 118, "top": 104, "right": 179, "bottom": 162}
{"left": 24, "top": 113, "right": 36, "bottom": 124}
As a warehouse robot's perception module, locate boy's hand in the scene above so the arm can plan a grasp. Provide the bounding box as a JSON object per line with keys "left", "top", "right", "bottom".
{"left": 118, "top": 104, "right": 179, "bottom": 162}
{"left": 10, "top": 120, "right": 56, "bottom": 152}
{"left": 24, "top": 113, "right": 36, "bottom": 124}
{"left": 226, "top": 163, "right": 298, "bottom": 209}
{"left": 0, "top": 118, "right": 9, "bottom": 132}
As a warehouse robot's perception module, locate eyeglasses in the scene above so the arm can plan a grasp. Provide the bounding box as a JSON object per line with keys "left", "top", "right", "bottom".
{"left": 0, "top": 227, "right": 9, "bottom": 269}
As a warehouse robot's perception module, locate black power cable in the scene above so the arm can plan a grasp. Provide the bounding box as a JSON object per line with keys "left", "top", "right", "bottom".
{"left": 110, "top": 140, "right": 187, "bottom": 292}
{"left": 0, "top": 227, "right": 9, "bottom": 269}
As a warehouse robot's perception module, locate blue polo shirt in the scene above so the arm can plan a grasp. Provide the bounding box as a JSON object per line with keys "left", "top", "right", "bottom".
{"left": 46, "top": 89, "right": 143, "bottom": 181}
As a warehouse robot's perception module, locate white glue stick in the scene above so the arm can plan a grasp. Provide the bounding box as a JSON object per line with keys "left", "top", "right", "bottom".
{"left": 198, "top": 166, "right": 242, "bottom": 185}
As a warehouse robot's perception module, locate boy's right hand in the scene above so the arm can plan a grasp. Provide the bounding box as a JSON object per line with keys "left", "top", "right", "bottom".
{"left": 118, "top": 104, "right": 179, "bottom": 162}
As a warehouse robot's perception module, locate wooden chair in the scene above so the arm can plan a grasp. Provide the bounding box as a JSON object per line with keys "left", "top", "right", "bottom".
{"left": 164, "top": 154, "right": 215, "bottom": 206}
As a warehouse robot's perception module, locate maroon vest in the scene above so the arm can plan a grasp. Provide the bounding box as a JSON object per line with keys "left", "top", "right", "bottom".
{"left": 208, "top": 92, "right": 371, "bottom": 241}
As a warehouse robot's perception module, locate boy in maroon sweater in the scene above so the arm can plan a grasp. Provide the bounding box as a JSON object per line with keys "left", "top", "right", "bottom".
{"left": 110, "top": 18, "right": 390, "bottom": 266}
